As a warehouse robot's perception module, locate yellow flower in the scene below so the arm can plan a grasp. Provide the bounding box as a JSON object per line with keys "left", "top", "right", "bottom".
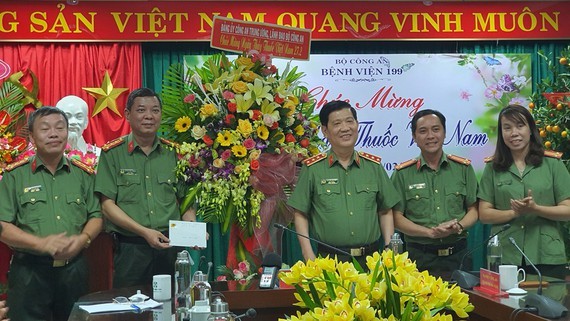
{"left": 245, "top": 78, "right": 273, "bottom": 105}
{"left": 231, "top": 145, "right": 247, "bottom": 158}
{"left": 241, "top": 70, "right": 258, "bottom": 82}
{"left": 248, "top": 149, "right": 261, "bottom": 160}
{"left": 174, "top": 116, "right": 192, "bottom": 133}
{"left": 256, "top": 125, "right": 269, "bottom": 140}
{"left": 200, "top": 103, "right": 219, "bottom": 120}
{"left": 231, "top": 81, "right": 249, "bottom": 94}
{"left": 216, "top": 130, "right": 234, "bottom": 146}
{"left": 283, "top": 100, "right": 297, "bottom": 116}
{"left": 294, "top": 124, "right": 305, "bottom": 136}
{"left": 234, "top": 94, "right": 254, "bottom": 113}
{"left": 287, "top": 95, "right": 300, "bottom": 105}
{"left": 235, "top": 56, "right": 254, "bottom": 69}
{"left": 213, "top": 158, "right": 225, "bottom": 168}
{"left": 237, "top": 119, "right": 253, "bottom": 137}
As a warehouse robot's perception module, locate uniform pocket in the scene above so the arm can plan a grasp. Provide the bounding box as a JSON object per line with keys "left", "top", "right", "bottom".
{"left": 356, "top": 184, "right": 378, "bottom": 209}
{"left": 157, "top": 173, "right": 177, "bottom": 203}
{"left": 317, "top": 184, "right": 341, "bottom": 211}
{"left": 19, "top": 192, "right": 47, "bottom": 224}
{"left": 404, "top": 188, "right": 430, "bottom": 218}
{"left": 445, "top": 184, "right": 466, "bottom": 216}
{"left": 117, "top": 174, "right": 141, "bottom": 203}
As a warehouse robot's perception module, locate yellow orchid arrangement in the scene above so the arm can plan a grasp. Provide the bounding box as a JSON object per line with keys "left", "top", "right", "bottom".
{"left": 279, "top": 250, "right": 474, "bottom": 321}
{"left": 161, "top": 51, "right": 324, "bottom": 235}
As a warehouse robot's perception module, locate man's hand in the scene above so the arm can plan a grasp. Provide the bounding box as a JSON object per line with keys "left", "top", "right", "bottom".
{"left": 142, "top": 228, "right": 171, "bottom": 249}
{"left": 52, "top": 234, "right": 87, "bottom": 260}
{"left": 40, "top": 233, "right": 71, "bottom": 257}
{"left": 429, "top": 219, "right": 460, "bottom": 238}
{"left": 0, "top": 300, "right": 8, "bottom": 321}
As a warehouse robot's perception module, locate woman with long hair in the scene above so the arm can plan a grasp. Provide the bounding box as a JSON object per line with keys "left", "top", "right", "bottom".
{"left": 479, "top": 104, "right": 570, "bottom": 279}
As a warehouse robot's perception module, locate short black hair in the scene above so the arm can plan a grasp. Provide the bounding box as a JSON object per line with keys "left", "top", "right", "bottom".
{"left": 319, "top": 100, "right": 357, "bottom": 127}
{"left": 28, "top": 106, "right": 68, "bottom": 133}
{"left": 126, "top": 87, "right": 161, "bottom": 111}
{"left": 411, "top": 109, "right": 446, "bottom": 134}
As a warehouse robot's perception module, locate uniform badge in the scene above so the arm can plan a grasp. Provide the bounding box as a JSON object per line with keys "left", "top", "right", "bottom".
{"left": 408, "top": 183, "right": 426, "bottom": 190}
{"left": 24, "top": 185, "right": 42, "bottom": 193}
{"left": 120, "top": 169, "right": 137, "bottom": 175}
{"left": 321, "top": 178, "right": 338, "bottom": 185}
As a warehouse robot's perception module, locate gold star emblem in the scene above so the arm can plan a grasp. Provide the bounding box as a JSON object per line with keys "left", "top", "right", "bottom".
{"left": 83, "top": 71, "right": 128, "bottom": 117}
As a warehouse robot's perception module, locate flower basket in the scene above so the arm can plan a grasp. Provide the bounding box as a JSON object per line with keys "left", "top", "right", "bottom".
{"left": 279, "top": 251, "right": 474, "bottom": 321}
{"left": 161, "top": 51, "right": 324, "bottom": 268}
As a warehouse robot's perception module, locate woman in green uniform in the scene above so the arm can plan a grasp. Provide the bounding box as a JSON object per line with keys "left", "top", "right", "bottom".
{"left": 478, "top": 104, "right": 570, "bottom": 279}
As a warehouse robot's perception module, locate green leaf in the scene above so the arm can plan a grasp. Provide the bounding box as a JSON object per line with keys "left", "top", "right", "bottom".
{"left": 294, "top": 284, "right": 316, "bottom": 310}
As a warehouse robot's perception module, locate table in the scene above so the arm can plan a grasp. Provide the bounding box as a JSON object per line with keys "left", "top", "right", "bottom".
{"left": 68, "top": 280, "right": 299, "bottom": 321}
{"left": 68, "top": 278, "right": 570, "bottom": 321}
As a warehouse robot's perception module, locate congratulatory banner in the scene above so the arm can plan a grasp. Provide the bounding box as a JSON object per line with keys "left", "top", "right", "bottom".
{"left": 1, "top": 1, "right": 569, "bottom": 41}
{"left": 185, "top": 53, "right": 531, "bottom": 174}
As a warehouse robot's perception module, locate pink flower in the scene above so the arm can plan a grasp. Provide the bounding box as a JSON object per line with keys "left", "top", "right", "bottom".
{"left": 222, "top": 90, "right": 235, "bottom": 100}
{"left": 243, "top": 138, "right": 256, "bottom": 150}
{"left": 237, "top": 261, "right": 250, "bottom": 273}
{"left": 233, "top": 269, "right": 244, "bottom": 280}
{"left": 220, "top": 149, "right": 232, "bottom": 161}
{"left": 300, "top": 93, "right": 310, "bottom": 103}
{"left": 184, "top": 94, "right": 196, "bottom": 103}
{"left": 217, "top": 275, "right": 227, "bottom": 281}
{"left": 484, "top": 85, "right": 503, "bottom": 99}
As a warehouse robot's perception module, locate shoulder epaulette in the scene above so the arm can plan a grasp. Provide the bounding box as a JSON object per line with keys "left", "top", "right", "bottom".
{"left": 71, "top": 158, "right": 95, "bottom": 175}
{"left": 101, "top": 137, "right": 125, "bottom": 151}
{"left": 358, "top": 151, "right": 382, "bottom": 164}
{"left": 447, "top": 154, "right": 471, "bottom": 166}
{"left": 303, "top": 153, "right": 327, "bottom": 166}
{"left": 160, "top": 137, "right": 180, "bottom": 149}
{"left": 5, "top": 158, "right": 30, "bottom": 172}
{"left": 544, "top": 150, "right": 562, "bottom": 159}
{"left": 395, "top": 158, "right": 417, "bottom": 171}
{"left": 484, "top": 155, "right": 494, "bottom": 163}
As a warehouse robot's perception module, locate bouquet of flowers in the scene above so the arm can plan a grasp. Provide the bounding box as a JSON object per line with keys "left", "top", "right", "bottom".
{"left": 279, "top": 251, "right": 474, "bottom": 321}
{"left": 161, "top": 51, "right": 324, "bottom": 236}
{"left": 0, "top": 80, "right": 28, "bottom": 180}
{"left": 216, "top": 260, "right": 258, "bottom": 282}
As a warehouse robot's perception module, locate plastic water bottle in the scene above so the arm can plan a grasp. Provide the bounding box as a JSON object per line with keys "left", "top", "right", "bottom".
{"left": 389, "top": 232, "right": 404, "bottom": 254}
{"left": 175, "top": 250, "right": 192, "bottom": 312}
{"left": 487, "top": 235, "right": 502, "bottom": 272}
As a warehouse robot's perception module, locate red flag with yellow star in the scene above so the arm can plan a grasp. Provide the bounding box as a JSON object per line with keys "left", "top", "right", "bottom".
{"left": 0, "top": 43, "right": 141, "bottom": 147}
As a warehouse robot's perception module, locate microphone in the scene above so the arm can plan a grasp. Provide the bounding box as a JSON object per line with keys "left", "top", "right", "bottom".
{"left": 259, "top": 252, "right": 282, "bottom": 289}
{"left": 233, "top": 308, "right": 257, "bottom": 320}
{"left": 509, "top": 237, "right": 567, "bottom": 319}
{"left": 273, "top": 223, "right": 353, "bottom": 257}
{"left": 451, "top": 223, "right": 511, "bottom": 289}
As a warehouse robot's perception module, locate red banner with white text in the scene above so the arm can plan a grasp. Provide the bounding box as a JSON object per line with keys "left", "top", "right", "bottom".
{"left": 1, "top": 1, "right": 570, "bottom": 41}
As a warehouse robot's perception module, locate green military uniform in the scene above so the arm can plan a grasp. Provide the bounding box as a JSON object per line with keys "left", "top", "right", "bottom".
{"left": 0, "top": 155, "right": 100, "bottom": 321}
{"left": 94, "top": 133, "right": 186, "bottom": 288}
{"left": 287, "top": 150, "right": 399, "bottom": 265}
{"left": 478, "top": 152, "right": 570, "bottom": 278}
{"left": 391, "top": 153, "right": 478, "bottom": 275}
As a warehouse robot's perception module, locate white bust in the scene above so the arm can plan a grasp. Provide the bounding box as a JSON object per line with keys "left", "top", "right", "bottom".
{"left": 56, "top": 95, "right": 92, "bottom": 154}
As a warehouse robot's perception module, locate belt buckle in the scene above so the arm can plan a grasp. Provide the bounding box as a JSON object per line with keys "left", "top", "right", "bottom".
{"left": 437, "top": 248, "right": 452, "bottom": 257}
{"left": 350, "top": 247, "right": 365, "bottom": 257}
{"left": 52, "top": 259, "right": 67, "bottom": 267}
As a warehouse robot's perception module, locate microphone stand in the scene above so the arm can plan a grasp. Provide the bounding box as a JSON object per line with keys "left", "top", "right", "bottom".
{"left": 273, "top": 223, "right": 363, "bottom": 271}
{"left": 451, "top": 223, "right": 511, "bottom": 289}
{"left": 509, "top": 237, "right": 568, "bottom": 319}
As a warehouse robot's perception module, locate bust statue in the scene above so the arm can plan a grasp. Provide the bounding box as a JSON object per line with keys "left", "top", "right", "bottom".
{"left": 56, "top": 95, "right": 98, "bottom": 155}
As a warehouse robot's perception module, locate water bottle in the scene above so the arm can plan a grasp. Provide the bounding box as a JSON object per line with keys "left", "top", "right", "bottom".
{"left": 207, "top": 296, "right": 230, "bottom": 321}
{"left": 191, "top": 271, "right": 212, "bottom": 306}
{"left": 175, "top": 250, "right": 192, "bottom": 312}
{"left": 389, "top": 232, "right": 404, "bottom": 254}
{"left": 487, "top": 235, "right": 502, "bottom": 272}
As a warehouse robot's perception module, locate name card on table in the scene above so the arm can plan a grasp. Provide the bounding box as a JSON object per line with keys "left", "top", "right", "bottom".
{"left": 473, "top": 268, "right": 509, "bottom": 297}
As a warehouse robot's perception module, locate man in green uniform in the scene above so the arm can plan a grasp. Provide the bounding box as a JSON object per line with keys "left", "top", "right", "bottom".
{"left": 0, "top": 107, "right": 102, "bottom": 321}
{"left": 287, "top": 100, "right": 399, "bottom": 268}
{"left": 391, "top": 109, "right": 478, "bottom": 278}
{"left": 95, "top": 87, "right": 199, "bottom": 288}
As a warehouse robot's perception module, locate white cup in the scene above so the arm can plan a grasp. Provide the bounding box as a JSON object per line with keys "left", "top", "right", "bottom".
{"left": 499, "top": 265, "right": 526, "bottom": 290}
{"left": 153, "top": 274, "right": 172, "bottom": 301}
{"left": 153, "top": 299, "right": 172, "bottom": 321}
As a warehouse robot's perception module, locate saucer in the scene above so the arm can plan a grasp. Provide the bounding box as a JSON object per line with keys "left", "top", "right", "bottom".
{"left": 506, "top": 287, "right": 527, "bottom": 295}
